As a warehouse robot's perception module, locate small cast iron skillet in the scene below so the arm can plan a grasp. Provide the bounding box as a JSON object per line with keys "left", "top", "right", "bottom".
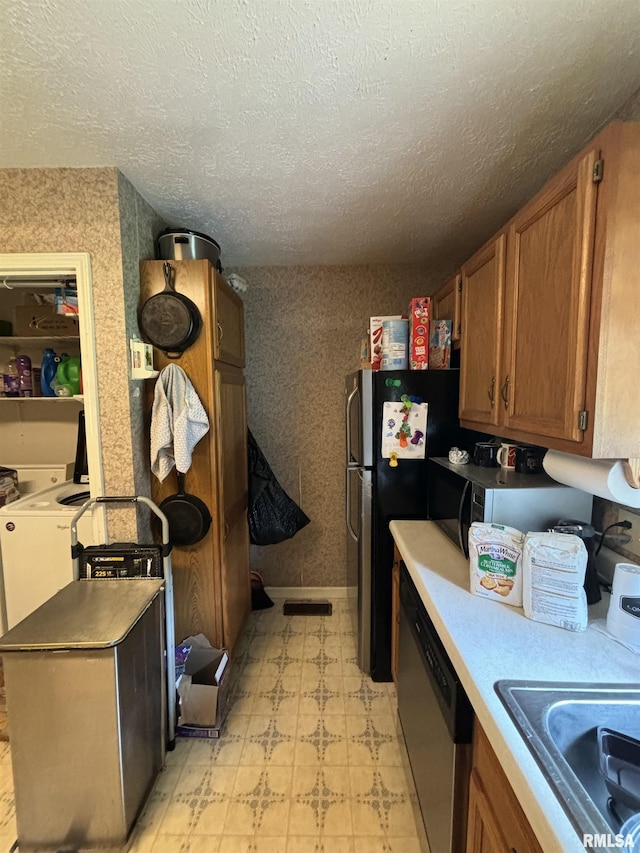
{"left": 139, "top": 262, "right": 202, "bottom": 357}
{"left": 160, "top": 471, "right": 212, "bottom": 546}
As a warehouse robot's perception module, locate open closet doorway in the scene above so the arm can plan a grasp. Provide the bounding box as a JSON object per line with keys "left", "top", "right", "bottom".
{"left": 0, "top": 252, "right": 106, "bottom": 547}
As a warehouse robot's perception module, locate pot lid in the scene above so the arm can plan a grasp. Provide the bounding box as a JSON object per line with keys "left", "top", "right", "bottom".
{"left": 157, "top": 227, "right": 220, "bottom": 251}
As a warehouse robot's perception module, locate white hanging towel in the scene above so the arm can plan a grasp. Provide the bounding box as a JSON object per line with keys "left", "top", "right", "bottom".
{"left": 150, "top": 364, "right": 210, "bottom": 482}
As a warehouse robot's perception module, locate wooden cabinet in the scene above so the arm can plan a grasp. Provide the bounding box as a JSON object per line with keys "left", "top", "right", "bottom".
{"left": 140, "top": 260, "right": 250, "bottom": 653}
{"left": 500, "top": 146, "right": 598, "bottom": 443}
{"left": 467, "top": 724, "right": 543, "bottom": 853}
{"left": 391, "top": 547, "right": 400, "bottom": 685}
{"left": 459, "top": 235, "right": 506, "bottom": 426}
{"left": 459, "top": 121, "right": 640, "bottom": 472}
{"left": 213, "top": 278, "right": 245, "bottom": 368}
{"left": 432, "top": 273, "right": 462, "bottom": 343}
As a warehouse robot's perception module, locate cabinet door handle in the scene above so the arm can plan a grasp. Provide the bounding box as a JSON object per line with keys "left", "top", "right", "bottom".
{"left": 224, "top": 521, "right": 230, "bottom": 540}
{"left": 487, "top": 376, "right": 495, "bottom": 407}
{"left": 500, "top": 375, "right": 510, "bottom": 410}
{"left": 217, "top": 321, "right": 223, "bottom": 348}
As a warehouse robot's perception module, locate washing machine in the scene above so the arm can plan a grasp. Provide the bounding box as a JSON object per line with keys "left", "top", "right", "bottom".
{"left": 0, "top": 481, "right": 95, "bottom": 634}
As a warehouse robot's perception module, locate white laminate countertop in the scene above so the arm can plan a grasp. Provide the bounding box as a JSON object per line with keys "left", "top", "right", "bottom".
{"left": 390, "top": 520, "right": 640, "bottom": 853}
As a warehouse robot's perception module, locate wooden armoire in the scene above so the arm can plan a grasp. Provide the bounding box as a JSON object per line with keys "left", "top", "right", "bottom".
{"left": 139, "top": 260, "right": 250, "bottom": 653}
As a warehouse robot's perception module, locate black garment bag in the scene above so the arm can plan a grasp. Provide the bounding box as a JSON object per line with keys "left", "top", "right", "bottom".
{"left": 247, "top": 430, "right": 310, "bottom": 546}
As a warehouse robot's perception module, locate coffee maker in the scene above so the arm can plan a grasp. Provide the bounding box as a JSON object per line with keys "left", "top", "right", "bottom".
{"left": 551, "top": 519, "right": 601, "bottom": 604}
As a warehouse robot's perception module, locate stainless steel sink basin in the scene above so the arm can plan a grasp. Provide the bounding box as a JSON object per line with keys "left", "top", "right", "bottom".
{"left": 495, "top": 681, "right": 640, "bottom": 840}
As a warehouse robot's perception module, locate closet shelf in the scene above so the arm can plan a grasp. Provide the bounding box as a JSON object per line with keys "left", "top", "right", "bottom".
{"left": 0, "top": 336, "right": 80, "bottom": 346}
{"left": 0, "top": 395, "right": 83, "bottom": 403}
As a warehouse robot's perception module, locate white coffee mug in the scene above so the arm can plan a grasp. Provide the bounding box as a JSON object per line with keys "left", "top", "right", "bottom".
{"left": 497, "top": 442, "right": 518, "bottom": 470}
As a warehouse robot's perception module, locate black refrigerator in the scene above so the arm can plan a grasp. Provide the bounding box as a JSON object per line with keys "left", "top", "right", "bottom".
{"left": 345, "top": 368, "right": 479, "bottom": 682}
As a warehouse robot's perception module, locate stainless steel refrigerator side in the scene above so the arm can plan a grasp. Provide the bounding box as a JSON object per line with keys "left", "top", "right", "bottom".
{"left": 346, "top": 466, "right": 372, "bottom": 673}
{"left": 357, "top": 468, "right": 372, "bottom": 673}
{"left": 345, "top": 370, "right": 374, "bottom": 674}
{"left": 346, "top": 370, "right": 373, "bottom": 468}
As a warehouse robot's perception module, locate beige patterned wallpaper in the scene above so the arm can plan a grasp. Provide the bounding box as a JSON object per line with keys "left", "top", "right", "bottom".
{"left": 236, "top": 265, "right": 434, "bottom": 588}
{"left": 0, "top": 167, "right": 162, "bottom": 539}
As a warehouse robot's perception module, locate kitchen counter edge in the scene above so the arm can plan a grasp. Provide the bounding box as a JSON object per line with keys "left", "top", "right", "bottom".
{"left": 390, "top": 519, "right": 639, "bottom": 853}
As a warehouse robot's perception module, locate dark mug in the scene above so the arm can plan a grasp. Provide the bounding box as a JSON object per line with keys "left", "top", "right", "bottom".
{"left": 474, "top": 442, "right": 498, "bottom": 467}
{"left": 515, "top": 445, "right": 545, "bottom": 474}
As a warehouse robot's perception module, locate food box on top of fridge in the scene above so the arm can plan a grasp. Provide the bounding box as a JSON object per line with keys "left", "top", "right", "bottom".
{"left": 369, "top": 315, "right": 402, "bottom": 371}
{"left": 429, "top": 319, "right": 452, "bottom": 369}
{"left": 408, "top": 297, "right": 431, "bottom": 370}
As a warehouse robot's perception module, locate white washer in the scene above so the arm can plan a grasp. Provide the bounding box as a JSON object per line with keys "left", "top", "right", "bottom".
{"left": 0, "top": 480, "right": 95, "bottom": 634}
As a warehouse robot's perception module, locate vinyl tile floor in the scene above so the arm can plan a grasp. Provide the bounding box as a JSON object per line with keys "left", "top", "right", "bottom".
{"left": 0, "top": 598, "right": 425, "bottom": 853}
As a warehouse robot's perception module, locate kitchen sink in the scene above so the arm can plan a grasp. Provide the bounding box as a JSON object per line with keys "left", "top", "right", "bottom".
{"left": 495, "top": 681, "right": 640, "bottom": 841}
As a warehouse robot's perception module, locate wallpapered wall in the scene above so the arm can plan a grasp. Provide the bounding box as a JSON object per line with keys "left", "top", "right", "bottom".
{"left": 0, "top": 167, "right": 163, "bottom": 538}
{"left": 237, "top": 265, "right": 435, "bottom": 587}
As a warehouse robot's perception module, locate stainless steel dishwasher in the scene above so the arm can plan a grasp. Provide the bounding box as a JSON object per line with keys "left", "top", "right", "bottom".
{"left": 397, "top": 563, "right": 473, "bottom": 853}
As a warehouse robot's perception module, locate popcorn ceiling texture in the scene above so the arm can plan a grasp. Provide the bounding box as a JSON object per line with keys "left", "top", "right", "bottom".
{"left": 1, "top": 0, "right": 639, "bottom": 272}
{"left": 240, "top": 264, "right": 429, "bottom": 587}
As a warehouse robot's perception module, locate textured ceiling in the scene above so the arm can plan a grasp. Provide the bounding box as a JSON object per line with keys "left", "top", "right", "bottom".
{"left": 1, "top": 0, "right": 640, "bottom": 271}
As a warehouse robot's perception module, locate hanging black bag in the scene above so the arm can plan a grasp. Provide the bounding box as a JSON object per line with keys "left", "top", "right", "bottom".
{"left": 247, "top": 430, "right": 310, "bottom": 546}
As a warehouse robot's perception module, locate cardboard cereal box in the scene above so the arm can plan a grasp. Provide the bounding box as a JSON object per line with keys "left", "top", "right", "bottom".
{"left": 369, "top": 315, "right": 402, "bottom": 371}
{"left": 429, "top": 319, "right": 452, "bottom": 369}
{"left": 408, "top": 298, "right": 430, "bottom": 369}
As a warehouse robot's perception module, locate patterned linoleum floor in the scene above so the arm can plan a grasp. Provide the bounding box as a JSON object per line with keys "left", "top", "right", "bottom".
{"left": 0, "top": 598, "right": 424, "bottom": 853}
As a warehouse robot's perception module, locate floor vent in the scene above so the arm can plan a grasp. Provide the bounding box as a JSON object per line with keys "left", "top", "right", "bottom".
{"left": 283, "top": 599, "right": 333, "bottom": 616}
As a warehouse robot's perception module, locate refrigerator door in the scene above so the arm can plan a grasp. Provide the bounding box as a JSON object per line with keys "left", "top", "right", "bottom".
{"left": 346, "top": 465, "right": 372, "bottom": 672}
{"left": 346, "top": 370, "right": 373, "bottom": 468}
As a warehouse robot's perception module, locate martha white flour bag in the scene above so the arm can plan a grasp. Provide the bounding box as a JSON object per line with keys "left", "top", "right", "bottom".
{"left": 469, "top": 522, "right": 525, "bottom": 607}
{"left": 523, "top": 532, "right": 588, "bottom": 632}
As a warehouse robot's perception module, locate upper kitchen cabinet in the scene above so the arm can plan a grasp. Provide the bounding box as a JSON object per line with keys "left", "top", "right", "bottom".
{"left": 460, "top": 121, "right": 640, "bottom": 464}
{"left": 459, "top": 234, "right": 506, "bottom": 427}
{"left": 213, "top": 273, "right": 245, "bottom": 368}
{"left": 432, "top": 273, "right": 462, "bottom": 344}
{"left": 499, "top": 145, "right": 598, "bottom": 443}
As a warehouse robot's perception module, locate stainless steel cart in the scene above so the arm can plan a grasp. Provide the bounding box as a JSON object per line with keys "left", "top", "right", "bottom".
{"left": 0, "top": 579, "right": 166, "bottom": 852}
{"left": 70, "top": 495, "right": 177, "bottom": 746}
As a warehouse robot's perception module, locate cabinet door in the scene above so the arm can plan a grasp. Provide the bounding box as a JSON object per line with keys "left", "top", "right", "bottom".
{"left": 214, "top": 365, "right": 251, "bottom": 652}
{"left": 469, "top": 725, "right": 543, "bottom": 853}
{"left": 466, "top": 770, "right": 507, "bottom": 853}
{"left": 212, "top": 271, "right": 245, "bottom": 368}
{"left": 459, "top": 235, "right": 506, "bottom": 426}
{"left": 433, "top": 273, "right": 462, "bottom": 342}
{"left": 501, "top": 148, "right": 599, "bottom": 442}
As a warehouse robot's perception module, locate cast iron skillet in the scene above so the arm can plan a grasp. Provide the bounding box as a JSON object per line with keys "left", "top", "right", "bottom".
{"left": 160, "top": 471, "right": 212, "bottom": 546}
{"left": 139, "top": 262, "right": 202, "bottom": 357}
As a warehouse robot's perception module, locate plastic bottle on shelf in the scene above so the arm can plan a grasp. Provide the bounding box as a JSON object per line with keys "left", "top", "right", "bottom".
{"left": 40, "top": 348, "right": 59, "bottom": 397}
{"left": 16, "top": 355, "right": 32, "bottom": 397}
{"left": 2, "top": 356, "right": 19, "bottom": 397}
{"left": 55, "top": 355, "right": 81, "bottom": 396}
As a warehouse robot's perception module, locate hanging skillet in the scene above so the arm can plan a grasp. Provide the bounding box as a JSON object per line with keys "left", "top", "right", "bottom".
{"left": 140, "top": 262, "right": 202, "bottom": 357}
{"left": 159, "top": 471, "right": 212, "bottom": 546}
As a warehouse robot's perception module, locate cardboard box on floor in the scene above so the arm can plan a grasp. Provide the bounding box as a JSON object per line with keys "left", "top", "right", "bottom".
{"left": 176, "top": 634, "right": 230, "bottom": 739}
